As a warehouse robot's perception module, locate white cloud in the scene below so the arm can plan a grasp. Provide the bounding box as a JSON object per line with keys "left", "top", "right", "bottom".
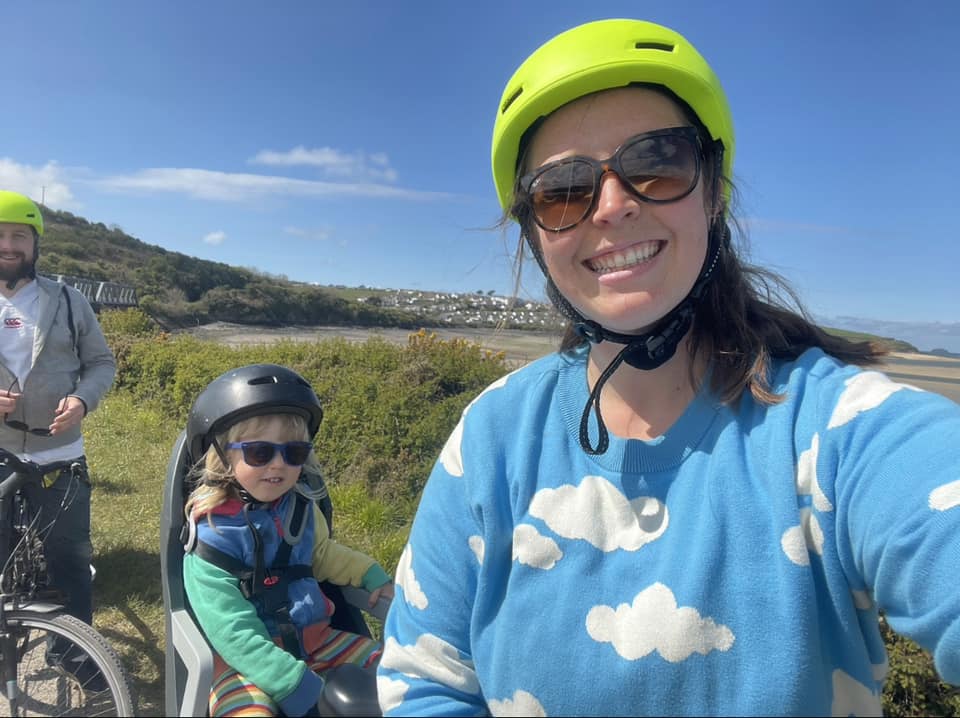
{"left": 831, "top": 669, "right": 881, "bottom": 716}
{"left": 380, "top": 634, "right": 480, "bottom": 696}
{"left": 468, "top": 535, "right": 484, "bottom": 565}
{"left": 93, "top": 167, "right": 452, "bottom": 202}
{"left": 828, "top": 372, "right": 921, "bottom": 429}
{"left": 929, "top": 479, "right": 960, "bottom": 512}
{"left": 376, "top": 675, "right": 409, "bottom": 714}
{"left": 512, "top": 524, "right": 562, "bottom": 570}
{"left": 781, "top": 508, "right": 825, "bottom": 566}
{"left": 396, "top": 544, "right": 427, "bottom": 610}
{"left": 488, "top": 689, "right": 547, "bottom": 717}
{"left": 202, "top": 230, "right": 226, "bottom": 245}
{"left": 586, "top": 582, "right": 734, "bottom": 662}
{"left": 796, "top": 433, "right": 832, "bottom": 511}
{"left": 439, "top": 374, "right": 511, "bottom": 477}
{"left": 0, "top": 158, "right": 80, "bottom": 210}
{"left": 529, "top": 475, "right": 668, "bottom": 552}
{"left": 283, "top": 225, "right": 331, "bottom": 242}
{"left": 249, "top": 145, "right": 399, "bottom": 183}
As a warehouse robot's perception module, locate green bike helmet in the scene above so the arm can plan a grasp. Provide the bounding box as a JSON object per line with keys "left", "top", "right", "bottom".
{"left": 491, "top": 18, "right": 735, "bottom": 212}
{"left": 0, "top": 191, "right": 44, "bottom": 236}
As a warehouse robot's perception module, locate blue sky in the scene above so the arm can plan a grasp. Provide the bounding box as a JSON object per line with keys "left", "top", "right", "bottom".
{"left": 3, "top": 1, "right": 959, "bottom": 351}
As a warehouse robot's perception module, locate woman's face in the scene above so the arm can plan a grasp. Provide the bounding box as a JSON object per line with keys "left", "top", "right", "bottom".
{"left": 526, "top": 87, "right": 712, "bottom": 334}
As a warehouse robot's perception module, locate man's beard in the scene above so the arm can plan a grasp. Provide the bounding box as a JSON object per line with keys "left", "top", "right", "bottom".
{"left": 0, "top": 254, "right": 33, "bottom": 284}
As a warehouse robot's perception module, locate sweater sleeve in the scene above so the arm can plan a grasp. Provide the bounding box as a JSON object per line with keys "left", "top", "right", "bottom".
{"left": 824, "top": 373, "right": 960, "bottom": 683}
{"left": 183, "top": 552, "right": 323, "bottom": 713}
{"left": 378, "top": 410, "right": 488, "bottom": 715}
{"left": 310, "top": 505, "right": 390, "bottom": 591}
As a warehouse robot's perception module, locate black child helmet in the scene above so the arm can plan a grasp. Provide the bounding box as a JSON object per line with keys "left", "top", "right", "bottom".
{"left": 186, "top": 364, "right": 323, "bottom": 462}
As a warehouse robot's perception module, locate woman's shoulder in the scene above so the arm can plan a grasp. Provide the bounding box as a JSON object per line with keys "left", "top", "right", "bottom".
{"left": 768, "top": 347, "right": 946, "bottom": 427}
{"left": 467, "top": 349, "right": 579, "bottom": 412}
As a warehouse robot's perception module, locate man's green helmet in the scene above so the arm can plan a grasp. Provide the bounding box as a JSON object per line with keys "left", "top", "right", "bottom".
{"left": 491, "top": 18, "right": 735, "bottom": 212}
{"left": 0, "top": 190, "right": 44, "bottom": 236}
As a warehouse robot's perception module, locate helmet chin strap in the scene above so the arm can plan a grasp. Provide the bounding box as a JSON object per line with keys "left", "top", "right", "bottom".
{"left": 530, "top": 221, "right": 729, "bottom": 454}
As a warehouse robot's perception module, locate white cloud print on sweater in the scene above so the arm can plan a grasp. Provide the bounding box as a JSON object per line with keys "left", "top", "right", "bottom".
{"left": 488, "top": 689, "right": 547, "bottom": 717}
{"left": 513, "top": 524, "right": 563, "bottom": 569}
{"left": 827, "top": 371, "right": 921, "bottom": 429}
{"left": 396, "top": 543, "right": 428, "bottom": 610}
{"left": 930, "top": 480, "right": 960, "bottom": 512}
{"left": 440, "top": 374, "right": 511, "bottom": 477}
{"left": 782, "top": 433, "right": 829, "bottom": 565}
{"left": 587, "top": 582, "right": 734, "bottom": 662}
{"left": 529, "top": 475, "right": 668, "bottom": 552}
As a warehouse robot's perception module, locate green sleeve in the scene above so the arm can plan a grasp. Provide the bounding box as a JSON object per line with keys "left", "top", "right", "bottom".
{"left": 183, "top": 552, "right": 309, "bottom": 703}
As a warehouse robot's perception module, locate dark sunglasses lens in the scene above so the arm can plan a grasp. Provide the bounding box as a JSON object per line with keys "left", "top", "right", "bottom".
{"left": 4, "top": 419, "right": 51, "bottom": 436}
{"left": 529, "top": 160, "right": 596, "bottom": 230}
{"left": 242, "top": 442, "right": 277, "bottom": 466}
{"left": 282, "top": 443, "right": 311, "bottom": 466}
{"left": 620, "top": 134, "right": 698, "bottom": 200}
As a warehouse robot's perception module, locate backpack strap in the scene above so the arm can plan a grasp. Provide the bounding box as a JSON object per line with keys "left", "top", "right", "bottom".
{"left": 59, "top": 284, "right": 78, "bottom": 356}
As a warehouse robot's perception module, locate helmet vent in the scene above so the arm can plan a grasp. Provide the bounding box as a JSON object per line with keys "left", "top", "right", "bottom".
{"left": 248, "top": 376, "right": 279, "bottom": 386}
{"left": 634, "top": 42, "right": 675, "bottom": 53}
{"left": 501, "top": 86, "right": 524, "bottom": 115}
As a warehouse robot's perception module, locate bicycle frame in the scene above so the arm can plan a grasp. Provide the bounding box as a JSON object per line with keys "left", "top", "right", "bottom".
{"left": 0, "top": 448, "right": 135, "bottom": 715}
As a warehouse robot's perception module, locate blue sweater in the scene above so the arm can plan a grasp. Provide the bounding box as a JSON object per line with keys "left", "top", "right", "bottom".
{"left": 378, "top": 347, "right": 960, "bottom": 716}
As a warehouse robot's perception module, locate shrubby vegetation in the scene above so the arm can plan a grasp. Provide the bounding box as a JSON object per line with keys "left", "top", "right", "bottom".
{"left": 93, "top": 308, "right": 956, "bottom": 715}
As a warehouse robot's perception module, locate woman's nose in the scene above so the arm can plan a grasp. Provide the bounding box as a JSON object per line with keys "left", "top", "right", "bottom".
{"left": 590, "top": 170, "right": 639, "bottom": 225}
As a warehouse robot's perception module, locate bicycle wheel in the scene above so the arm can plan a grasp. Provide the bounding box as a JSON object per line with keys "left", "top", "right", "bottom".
{"left": 0, "top": 610, "right": 135, "bottom": 717}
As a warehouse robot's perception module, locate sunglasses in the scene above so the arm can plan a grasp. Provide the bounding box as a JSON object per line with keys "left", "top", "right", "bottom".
{"left": 225, "top": 441, "right": 313, "bottom": 467}
{"left": 3, "top": 381, "right": 59, "bottom": 436}
{"left": 518, "top": 126, "right": 702, "bottom": 232}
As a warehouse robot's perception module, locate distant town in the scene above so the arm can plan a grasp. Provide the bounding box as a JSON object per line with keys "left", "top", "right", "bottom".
{"left": 339, "top": 286, "right": 566, "bottom": 332}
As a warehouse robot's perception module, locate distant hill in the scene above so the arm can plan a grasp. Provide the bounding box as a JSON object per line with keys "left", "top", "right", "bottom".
{"left": 39, "top": 208, "right": 423, "bottom": 330}
{"left": 38, "top": 207, "right": 922, "bottom": 353}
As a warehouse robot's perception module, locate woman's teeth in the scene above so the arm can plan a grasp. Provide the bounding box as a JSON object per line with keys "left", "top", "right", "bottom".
{"left": 588, "top": 242, "right": 662, "bottom": 274}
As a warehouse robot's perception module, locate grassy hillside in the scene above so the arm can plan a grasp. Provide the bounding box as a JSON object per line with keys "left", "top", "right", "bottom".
{"left": 39, "top": 208, "right": 422, "bottom": 330}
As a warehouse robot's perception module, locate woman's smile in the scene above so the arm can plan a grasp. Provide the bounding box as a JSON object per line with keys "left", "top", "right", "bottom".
{"left": 586, "top": 239, "right": 665, "bottom": 277}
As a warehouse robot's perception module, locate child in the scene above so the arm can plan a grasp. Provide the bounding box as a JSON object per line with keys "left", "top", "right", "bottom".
{"left": 182, "top": 364, "right": 394, "bottom": 717}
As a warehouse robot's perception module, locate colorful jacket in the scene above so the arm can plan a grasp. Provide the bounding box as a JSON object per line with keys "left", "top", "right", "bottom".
{"left": 184, "top": 491, "right": 390, "bottom": 716}
{"left": 378, "top": 347, "right": 960, "bottom": 716}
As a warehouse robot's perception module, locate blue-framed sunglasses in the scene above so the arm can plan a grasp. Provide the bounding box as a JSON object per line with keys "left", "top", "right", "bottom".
{"left": 225, "top": 441, "right": 313, "bottom": 467}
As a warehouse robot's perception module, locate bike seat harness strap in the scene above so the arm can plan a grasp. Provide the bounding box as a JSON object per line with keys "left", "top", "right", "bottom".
{"left": 185, "top": 491, "right": 314, "bottom": 657}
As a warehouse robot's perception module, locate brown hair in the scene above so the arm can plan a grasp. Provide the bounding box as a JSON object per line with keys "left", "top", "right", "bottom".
{"left": 504, "top": 86, "right": 886, "bottom": 407}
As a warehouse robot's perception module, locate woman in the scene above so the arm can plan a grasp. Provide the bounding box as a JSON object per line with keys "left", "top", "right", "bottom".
{"left": 377, "top": 19, "right": 960, "bottom": 716}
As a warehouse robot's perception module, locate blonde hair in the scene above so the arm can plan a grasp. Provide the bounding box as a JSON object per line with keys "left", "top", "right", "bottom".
{"left": 184, "top": 413, "right": 324, "bottom": 521}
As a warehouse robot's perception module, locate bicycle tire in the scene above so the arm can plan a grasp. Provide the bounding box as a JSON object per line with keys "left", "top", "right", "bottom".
{"left": 0, "top": 610, "right": 135, "bottom": 716}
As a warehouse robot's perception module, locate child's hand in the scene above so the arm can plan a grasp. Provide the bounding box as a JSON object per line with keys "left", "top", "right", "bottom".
{"left": 368, "top": 581, "right": 395, "bottom": 607}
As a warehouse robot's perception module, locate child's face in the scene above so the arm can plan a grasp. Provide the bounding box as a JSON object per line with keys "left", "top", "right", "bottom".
{"left": 228, "top": 416, "right": 303, "bottom": 503}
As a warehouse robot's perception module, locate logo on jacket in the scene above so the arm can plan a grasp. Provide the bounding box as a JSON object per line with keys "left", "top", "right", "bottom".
{"left": 4, "top": 318, "right": 23, "bottom": 328}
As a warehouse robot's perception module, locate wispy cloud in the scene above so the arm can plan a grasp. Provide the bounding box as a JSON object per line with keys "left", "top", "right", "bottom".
{"left": 249, "top": 146, "right": 398, "bottom": 183}
{"left": 202, "top": 230, "right": 227, "bottom": 245}
{"left": 283, "top": 225, "right": 332, "bottom": 242}
{"left": 0, "top": 159, "right": 81, "bottom": 210}
{"left": 93, "top": 167, "right": 452, "bottom": 202}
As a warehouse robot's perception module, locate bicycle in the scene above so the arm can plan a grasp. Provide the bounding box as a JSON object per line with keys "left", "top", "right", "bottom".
{"left": 0, "top": 447, "right": 135, "bottom": 716}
